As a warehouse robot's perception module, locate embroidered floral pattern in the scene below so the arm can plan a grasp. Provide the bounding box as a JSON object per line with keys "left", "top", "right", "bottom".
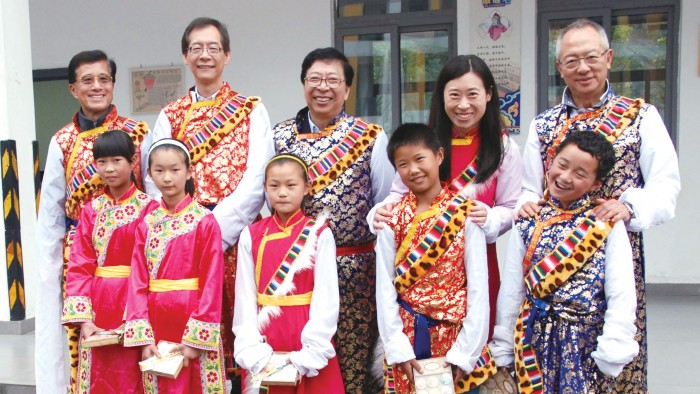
{"left": 76, "top": 343, "right": 92, "bottom": 394}
{"left": 61, "top": 296, "right": 94, "bottom": 323}
{"left": 91, "top": 191, "right": 151, "bottom": 267}
{"left": 142, "top": 370, "right": 157, "bottom": 394}
{"left": 143, "top": 203, "right": 209, "bottom": 279}
{"left": 123, "top": 319, "right": 155, "bottom": 347}
{"left": 198, "top": 342, "right": 225, "bottom": 392}
{"left": 182, "top": 318, "right": 221, "bottom": 351}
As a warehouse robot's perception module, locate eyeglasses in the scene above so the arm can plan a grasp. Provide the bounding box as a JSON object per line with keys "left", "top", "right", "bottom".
{"left": 558, "top": 49, "right": 609, "bottom": 70}
{"left": 78, "top": 74, "right": 113, "bottom": 85}
{"left": 188, "top": 45, "right": 223, "bottom": 56}
{"left": 304, "top": 76, "right": 345, "bottom": 89}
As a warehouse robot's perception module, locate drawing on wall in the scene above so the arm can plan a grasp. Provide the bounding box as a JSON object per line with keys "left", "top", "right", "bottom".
{"left": 131, "top": 66, "right": 184, "bottom": 114}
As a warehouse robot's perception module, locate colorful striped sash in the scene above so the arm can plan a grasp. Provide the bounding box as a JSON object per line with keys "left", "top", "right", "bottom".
{"left": 514, "top": 212, "right": 612, "bottom": 393}
{"left": 306, "top": 118, "right": 381, "bottom": 195}
{"left": 545, "top": 96, "right": 643, "bottom": 169}
{"left": 263, "top": 219, "right": 316, "bottom": 296}
{"left": 448, "top": 156, "right": 479, "bottom": 193}
{"left": 65, "top": 119, "right": 148, "bottom": 214}
{"left": 183, "top": 95, "right": 259, "bottom": 165}
{"left": 393, "top": 194, "right": 473, "bottom": 294}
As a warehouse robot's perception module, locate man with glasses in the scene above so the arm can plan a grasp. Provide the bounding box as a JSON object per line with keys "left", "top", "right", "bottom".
{"left": 142, "top": 17, "right": 273, "bottom": 391}
{"left": 272, "top": 47, "right": 394, "bottom": 393}
{"left": 514, "top": 18, "right": 680, "bottom": 393}
{"left": 35, "top": 49, "right": 149, "bottom": 393}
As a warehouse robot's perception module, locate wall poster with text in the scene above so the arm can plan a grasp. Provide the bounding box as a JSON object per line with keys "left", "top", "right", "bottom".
{"left": 470, "top": 0, "right": 521, "bottom": 134}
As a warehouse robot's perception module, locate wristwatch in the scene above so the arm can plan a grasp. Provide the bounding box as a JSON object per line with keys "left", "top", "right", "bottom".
{"left": 622, "top": 202, "right": 635, "bottom": 219}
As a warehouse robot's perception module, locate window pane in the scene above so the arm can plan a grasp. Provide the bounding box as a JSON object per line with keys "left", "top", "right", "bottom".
{"left": 610, "top": 13, "right": 668, "bottom": 120}
{"left": 338, "top": 0, "right": 455, "bottom": 17}
{"left": 400, "top": 30, "right": 449, "bottom": 124}
{"left": 343, "top": 33, "right": 393, "bottom": 131}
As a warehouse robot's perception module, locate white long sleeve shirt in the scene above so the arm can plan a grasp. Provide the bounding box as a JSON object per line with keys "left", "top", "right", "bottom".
{"left": 375, "top": 220, "right": 489, "bottom": 373}
{"left": 233, "top": 226, "right": 340, "bottom": 377}
{"left": 489, "top": 220, "right": 638, "bottom": 377}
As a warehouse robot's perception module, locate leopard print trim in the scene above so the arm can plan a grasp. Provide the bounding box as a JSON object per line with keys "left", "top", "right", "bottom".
{"left": 514, "top": 215, "right": 612, "bottom": 393}
{"left": 65, "top": 121, "right": 148, "bottom": 216}
{"left": 393, "top": 198, "right": 474, "bottom": 294}
{"left": 455, "top": 346, "right": 498, "bottom": 393}
{"left": 308, "top": 120, "right": 381, "bottom": 195}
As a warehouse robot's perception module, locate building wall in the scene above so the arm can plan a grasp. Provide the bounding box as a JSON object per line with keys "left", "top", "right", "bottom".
{"left": 24, "top": 0, "right": 698, "bottom": 319}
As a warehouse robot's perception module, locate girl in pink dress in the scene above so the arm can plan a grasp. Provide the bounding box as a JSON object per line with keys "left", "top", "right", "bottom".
{"left": 234, "top": 154, "right": 344, "bottom": 393}
{"left": 124, "top": 139, "right": 226, "bottom": 393}
{"left": 62, "top": 130, "right": 158, "bottom": 393}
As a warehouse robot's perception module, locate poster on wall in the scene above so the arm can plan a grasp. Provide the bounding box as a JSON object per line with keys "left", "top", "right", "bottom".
{"left": 130, "top": 66, "right": 184, "bottom": 114}
{"left": 470, "top": 0, "right": 521, "bottom": 134}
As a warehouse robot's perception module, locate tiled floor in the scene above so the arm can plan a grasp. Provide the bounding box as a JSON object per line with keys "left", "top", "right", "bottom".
{"left": 1, "top": 292, "right": 699, "bottom": 392}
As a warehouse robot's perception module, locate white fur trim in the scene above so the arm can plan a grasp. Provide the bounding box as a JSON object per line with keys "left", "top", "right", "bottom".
{"left": 371, "top": 338, "right": 386, "bottom": 387}
{"left": 257, "top": 212, "right": 329, "bottom": 331}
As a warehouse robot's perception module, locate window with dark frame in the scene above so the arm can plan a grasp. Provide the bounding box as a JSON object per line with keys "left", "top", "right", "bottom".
{"left": 335, "top": 0, "right": 457, "bottom": 133}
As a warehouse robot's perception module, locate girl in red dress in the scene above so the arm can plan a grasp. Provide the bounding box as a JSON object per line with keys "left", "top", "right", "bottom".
{"left": 233, "top": 154, "right": 344, "bottom": 393}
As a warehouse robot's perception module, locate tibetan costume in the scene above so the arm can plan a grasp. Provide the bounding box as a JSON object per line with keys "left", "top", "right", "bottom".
{"left": 273, "top": 108, "right": 394, "bottom": 392}
{"left": 145, "top": 83, "right": 274, "bottom": 371}
{"left": 62, "top": 184, "right": 158, "bottom": 393}
{"left": 376, "top": 189, "right": 495, "bottom": 394}
{"left": 124, "top": 196, "right": 226, "bottom": 393}
{"left": 370, "top": 130, "right": 521, "bottom": 339}
{"left": 35, "top": 106, "right": 148, "bottom": 393}
{"left": 233, "top": 210, "right": 344, "bottom": 393}
{"left": 491, "top": 195, "right": 638, "bottom": 393}
{"left": 520, "top": 84, "right": 680, "bottom": 393}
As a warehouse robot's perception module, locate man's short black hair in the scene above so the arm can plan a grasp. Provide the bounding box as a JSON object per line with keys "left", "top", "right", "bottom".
{"left": 300, "top": 47, "right": 354, "bottom": 87}
{"left": 387, "top": 123, "right": 441, "bottom": 168}
{"left": 181, "top": 17, "right": 231, "bottom": 55}
{"left": 556, "top": 131, "right": 616, "bottom": 180}
{"left": 68, "top": 50, "right": 116, "bottom": 84}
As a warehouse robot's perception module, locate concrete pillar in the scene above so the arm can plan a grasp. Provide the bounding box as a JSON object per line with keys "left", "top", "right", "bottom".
{"left": 0, "top": 0, "right": 39, "bottom": 333}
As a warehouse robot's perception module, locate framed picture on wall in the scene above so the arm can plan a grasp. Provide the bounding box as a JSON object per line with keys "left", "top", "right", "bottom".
{"left": 130, "top": 66, "right": 185, "bottom": 114}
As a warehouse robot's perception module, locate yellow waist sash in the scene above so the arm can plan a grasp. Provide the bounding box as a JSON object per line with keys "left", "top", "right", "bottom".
{"left": 149, "top": 278, "right": 199, "bottom": 292}
{"left": 95, "top": 265, "right": 131, "bottom": 278}
{"left": 257, "top": 291, "right": 312, "bottom": 307}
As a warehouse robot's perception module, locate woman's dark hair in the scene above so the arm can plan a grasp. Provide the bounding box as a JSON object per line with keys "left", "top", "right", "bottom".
{"left": 148, "top": 139, "right": 195, "bottom": 197}
{"left": 556, "top": 131, "right": 616, "bottom": 181}
{"left": 428, "top": 55, "right": 503, "bottom": 183}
